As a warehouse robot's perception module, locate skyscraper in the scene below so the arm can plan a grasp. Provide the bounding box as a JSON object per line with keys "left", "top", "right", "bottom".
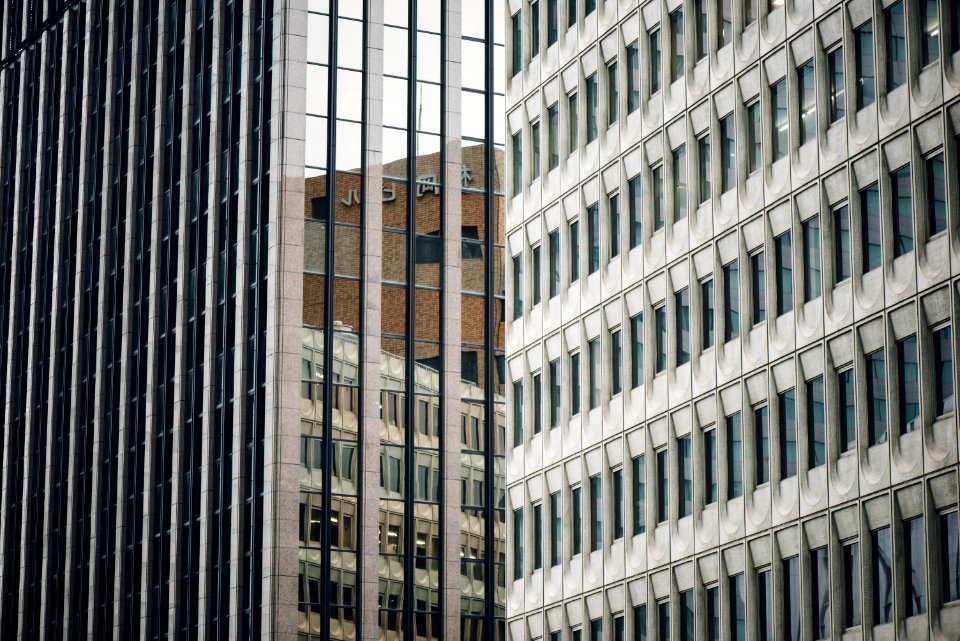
{"left": 506, "top": 1, "right": 960, "bottom": 640}
{"left": 0, "top": 1, "right": 505, "bottom": 640}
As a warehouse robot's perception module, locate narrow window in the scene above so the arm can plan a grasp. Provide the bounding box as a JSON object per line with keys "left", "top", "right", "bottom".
{"left": 512, "top": 253, "right": 523, "bottom": 320}
{"left": 649, "top": 28, "right": 661, "bottom": 94}
{"left": 807, "top": 376, "right": 826, "bottom": 468}
{"left": 747, "top": 101, "right": 762, "bottom": 173}
{"left": 614, "top": 615, "right": 624, "bottom": 641}
{"left": 586, "top": 73, "right": 598, "bottom": 142}
{"left": 629, "top": 174, "right": 642, "bottom": 249}
{"left": 674, "top": 144, "right": 687, "bottom": 222}
{"left": 613, "top": 468, "right": 624, "bottom": 540}
{"left": 550, "top": 491, "right": 561, "bottom": 566}
{"left": 730, "top": 574, "right": 746, "bottom": 641}
{"left": 856, "top": 21, "right": 876, "bottom": 109}
{"left": 513, "top": 379, "right": 524, "bottom": 446}
{"left": 608, "top": 61, "right": 619, "bottom": 126}
{"left": 511, "top": 12, "right": 522, "bottom": 76}
{"left": 721, "top": 113, "right": 736, "bottom": 191}
{"left": 758, "top": 569, "right": 773, "bottom": 641}
{"left": 755, "top": 405, "right": 769, "bottom": 486}
{"left": 570, "top": 351, "right": 581, "bottom": 415}
{"left": 631, "top": 313, "right": 644, "bottom": 389}
{"left": 627, "top": 43, "right": 640, "bottom": 113}
{"left": 751, "top": 250, "right": 766, "bottom": 324}
{"left": 707, "top": 585, "right": 720, "bottom": 641}
{"left": 828, "top": 46, "right": 845, "bottom": 123}
{"left": 904, "top": 516, "right": 927, "bottom": 615}
{"left": 935, "top": 325, "right": 954, "bottom": 415}
{"left": 531, "top": 121, "right": 541, "bottom": 180}
{"left": 547, "top": 0, "right": 558, "bottom": 46}
{"left": 655, "top": 305, "right": 667, "bottom": 374}
{"left": 548, "top": 229, "right": 560, "bottom": 298}
{"left": 567, "top": 0, "right": 576, "bottom": 28}
{"left": 653, "top": 164, "right": 665, "bottom": 231}
{"left": 533, "top": 372, "right": 542, "bottom": 435}
{"left": 656, "top": 448, "right": 668, "bottom": 523}
{"left": 695, "top": 0, "right": 708, "bottom": 61}
{"left": 533, "top": 503, "right": 543, "bottom": 570}
{"left": 676, "top": 288, "right": 690, "bottom": 365}
{"left": 609, "top": 192, "right": 621, "bottom": 258}
{"left": 632, "top": 454, "right": 646, "bottom": 534}
{"left": 941, "top": 511, "right": 960, "bottom": 603}
{"left": 680, "top": 590, "right": 695, "bottom": 641}
{"left": 927, "top": 152, "right": 946, "bottom": 237}
{"left": 671, "top": 9, "right": 684, "bottom": 81}
{"left": 587, "top": 203, "right": 599, "bottom": 274}
{"left": 513, "top": 507, "right": 524, "bottom": 579}
{"left": 779, "top": 389, "right": 797, "bottom": 480}
{"left": 872, "top": 527, "right": 894, "bottom": 624}
{"left": 532, "top": 244, "right": 541, "bottom": 305}
{"left": 678, "top": 435, "right": 692, "bottom": 518}
{"left": 549, "top": 359, "right": 560, "bottom": 427}
{"left": 783, "top": 556, "right": 801, "bottom": 641}
{"left": 798, "top": 61, "right": 816, "bottom": 145}
{"left": 724, "top": 260, "right": 740, "bottom": 340}
{"left": 658, "top": 601, "right": 670, "bottom": 641}
{"left": 567, "top": 92, "right": 578, "bottom": 155}
{"left": 588, "top": 338, "right": 600, "bottom": 409}
{"left": 886, "top": 1, "right": 906, "bottom": 90}
{"left": 569, "top": 219, "right": 580, "bottom": 282}
{"left": 572, "top": 486, "right": 582, "bottom": 555}
{"left": 511, "top": 131, "right": 522, "bottom": 196}
{"left": 861, "top": 183, "right": 882, "bottom": 271}
{"left": 728, "top": 412, "right": 743, "bottom": 498}
{"left": 776, "top": 232, "right": 792, "bottom": 315}
{"left": 833, "top": 203, "right": 851, "bottom": 282}
{"left": 866, "top": 349, "right": 887, "bottom": 445}
{"left": 589, "top": 474, "right": 602, "bottom": 552}
{"left": 892, "top": 164, "right": 913, "bottom": 256}
{"left": 718, "top": 0, "right": 732, "bottom": 46}
{"left": 770, "top": 78, "right": 788, "bottom": 161}
{"left": 843, "top": 541, "right": 862, "bottom": 628}
{"left": 531, "top": 0, "right": 540, "bottom": 58}
{"left": 611, "top": 328, "right": 622, "bottom": 396}
{"left": 702, "top": 279, "right": 715, "bottom": 349}
{"left": 744, "top": 0, "right": 757, "bottom": 25}
{"left": 803, "top": 216, "right": 821, "bottom": 301}
{"left": 811, "top": 547, "right": 830, "bottom": 639}
{"left": 922, "top": 0, "right": 939, "bottom": 65}
{"left": 839, "top": 368, "right": 857, "bottom": 452}
{"left": 547, "top": 103, "right": 560, "bottom": 171}
{"left": 634, "top": 605, "right": 648, "bottom": 641}
{"left": 698, "top": 134, "right": 711, "bottom": 204}
{"left": 898, "top": 335, "right": 920, "bottom": 434}
{"left": 584, "top": 0, "right": 595, "bottom": 16}
{"left": 704, "top": 426, "right": 718, "bottom": 503}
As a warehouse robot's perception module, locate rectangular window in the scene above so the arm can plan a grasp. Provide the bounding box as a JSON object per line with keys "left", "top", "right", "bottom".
{"left": 702, "top": 279, "right": 715, "bottom": 349}
{"left": 892, "top": 164, "right": 913, "bottom": 256}
{"left": 629, "top": 174, "right": 642, "bottom": 249}
{"left": 755, "top": 405, "right": 769, "bottom": 486}
{"left": 747, "top": 101, "right": 761, "bottom": 174}
{"left": 614, "top": 616, "right": 624, "bottom": 641}
{"left": 775, "top": 232, "right": 792, "bottom": 315}
{"left": 513, "top": 508, "right": 524, "bottom": 579}
{"left": 533, "top": 503, "right": 543, "bottom": 570}
{"left": 513, "top": 379, "right": 524, "bottom": 446}
{"left": 612, "top": 328, "right": 623, "bottom": 396}
{"left": 866, "top": 349, "right": 887, "bottom": 445}
{"left": 587, "top": 203, "right": 600, "bottom": 274}
{"left": 905, "top": 516, "right": 927, "bottom": 615}
{"left": 922, "top": 0, "right": 939, "bottom": 65}
{"left": 671, "top": 9, "right": 684, "bottom": 81}
{"left": 634, "top": 605, "right": 647, "bottom": 641}
{"left": 549, "top": 359, "right": 560, "bottom": 427}
{"left": 828, "top": 46, "right": 845, "bottom": 122}
{"left": 586, "top": 73, "right": 598, "bottom": 142}
{"left": 532, "top": 245, "right": 542, "bottom": 306}
{"left": 589, "top": 619, "right": 602, "bottom": 641}
{"left": 570, "top": 219, "right": 580, "bottom": 282}
{"left": 861, "top": 183, "right": 882, "bottom": 271}
{"left": 721, "top": 114, "right": 735, "bottom": 191}
{"left": 512, "top": 131, "right": 523, "bottom": 196}
{"left": 872, "top": 527, "right": 893, "bottom": 623}
{"left": 839, "top": 368, "right": 857, "bottom": 452}
{"left": 707, "top": 585, "right": 720, "bottom": 641}
{"left": 779, "top": 389, "right": 797, "bottom": 479}
{"left": 513, "top": 253, "right": 523, "bottom": 320}
{"left": 588, "top": 338, "right": 600, "bottom": 409}
{"left": 856, "top": 21, "right": 876, "bottom": 109}
{"left": 512, "top": 12, "right": 522, "bottom": 75}
{"left": 771, "top": 78, "right": 788, "bottom": 161}
{"left": 547, "top": 0, "right": 558, "bottom": 45}
{"left": 589, "top": 474, "right": 602, "bottom": 552}
{"left": 568, "top": 0, "right": 576, "bottom": 27}
{"left": 658, "top": 601, "right": 670, "bottom": 641}
{"left": 631, "top": 313, "right": 644, "bottom": 389}
{"left": 698, "top": 134, "right": 711, "bottom": 204}
{"left": 674, "top": 144, "right": 687, "bottom": 222}
{"left": 584, "top": 0, "right": 595, "bottom": 16}
{"left": 718, "top": 0, "right": 732, "bottom": 45}
{"left": 649, "top": 28, "right": 661, "bottom": 94}
{"left": 545, "top": 106, "right": 560, "bottom": 173}
{"left": 676, "top": 288, "right": 690, "bottom": 365}
{"left": 627, "top": 43, "right": 640, "bottom": 113}
{"left": 798, "top": 61, "right": 816, "bottom": 145}
{"left": 680, "top": 590, "right": 695, "bottom": 641}
{"left": 728, "top": 412, "right": 743, "bottom": 498}
{"left": 751, "top": 251, "right": 766, "bottom": 324}
{"left": 549, "top": 229, "right": 560, "bottom": 297}
{"left": 834, "top": 203, "right": 851, "bottom": 282}
{"left": 531, "top": 0, "right": 540, "bottom": 58}
{"left": 936, "top": 326, "right": 954, "bottom": 415}
{"left": 758, "top": 569, "right": 773, "bottom": 641}
{"left": 927, "top": 152, "right": 946, "bottom": 236}
{"left": 531, "top": 121, "right": 541, "bottom": 180}
{"left": 783, "top": 556, "right": 801, "bottom": 641}
{"left": 632, "top": 454, "right": 646, "bottom": 535}
{"left": 572, "top": 486, "right": 582, "bottom": 555}
{"left": 655, "top": 305, "right": 667, "bottom": 374}
{"left": 608, "top": 61, "right": 619, "bottom": 126}
{"left": 610, "top": 192, "right": 621, "bottom": 259}
{"left": 807, "top": 376, "right": 826, "bottom": 468}
{"left": 656, "top": 448, "right": 668, "bottom": 523}
{"left": 898, "top": 335, "right": 920, "bottom": 434}
{"left": 679, "top": 435, "right": 692, "bottom": 518}
{"left": 729, "top": 574, "right": 746, "bottom": 641}
{"left": 533, "top": 372, "right": 543, "bottom": 435}
{"left": 724, "top": 260, "right": 740, "bottom": 340}
{"left": 568, "top": 92, "right": 578, "bottom": 155}
{"left": 811, "top": 547, "right": 830, "bottom": 639}
{"left": 550, "top": 491, "right": 561, "bottom": 566}
{"left": 843, "top": 541, "right": 861, "bottom": 628}
{"left": 613, "top": 468, "right": 624, "bottom": 540}
{"left": 941, "top": 511, "right": 960, "bottom": 603}
{"left": 803, "top": 216, "right": 821, "bottom": 301}
{"left": 705, "top": 427, "right": 718, "bottom": 503}
{"left": 653, "top": 164, "right": 665, "bottom": 231}
{"left": 570, "top": 351, "right": 581, "bottom": 415}
{"left": 886, "top": 1, "right": 906, "bottom": 89}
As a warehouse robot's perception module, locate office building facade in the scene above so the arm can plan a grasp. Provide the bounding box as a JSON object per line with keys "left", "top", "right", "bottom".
{"left": 0, "top": 1, "right": 506, "bottom": 640}
{"left": 506, "top": 1, "right": 960, "bottom": 640}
